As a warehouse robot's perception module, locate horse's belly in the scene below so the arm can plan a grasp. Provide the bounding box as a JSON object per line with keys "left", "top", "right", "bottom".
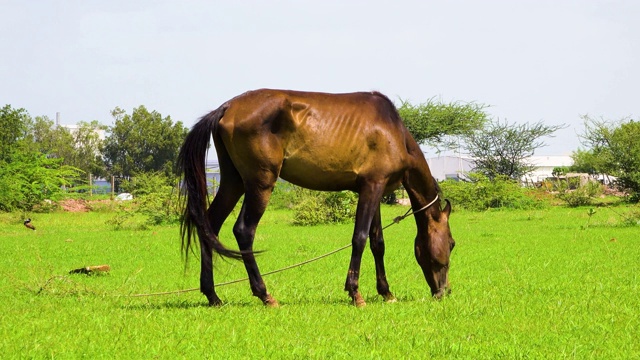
{"left": 278, "top": 158, "right": 359, "bottom": 191}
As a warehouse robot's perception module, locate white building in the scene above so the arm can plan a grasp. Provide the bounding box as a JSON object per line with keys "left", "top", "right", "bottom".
{"left": 57, "top": 123, "right": 107, "bottom": 141}
{"left": 55, "top": 112, "right": 106, "bottom": 141}
{"left": 425, "top": 155, "right": 475, "bottom": 181}
{"left": 425, "top": 154, "right": 574, "bottom": 183}
{"left": 524, "top": 155, "right": 574, "bottom": 183}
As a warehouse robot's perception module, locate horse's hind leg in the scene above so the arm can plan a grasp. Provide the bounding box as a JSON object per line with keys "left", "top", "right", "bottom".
{"left": 233, "top": 180, "right": 279, "bottom": 307}
{"left": 199, "top": 175, "right": 244, "bottom": 306}
{"left": 369, "top": 206, "right": 397, "bottom": 303}
{"left": 200, "top": 142, "right": 245, "bottom": 306}
{"left": 198, "top": 236, "right": 221, "bottom": 306}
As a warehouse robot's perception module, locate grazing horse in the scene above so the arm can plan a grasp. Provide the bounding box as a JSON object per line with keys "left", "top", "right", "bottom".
{"left": 178, "top": 89, "right": 455, "bottom": 307}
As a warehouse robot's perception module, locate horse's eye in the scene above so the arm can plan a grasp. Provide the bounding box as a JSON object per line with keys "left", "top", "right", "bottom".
{"left": 450, "top": 241, "right": 456, "bottom": 251}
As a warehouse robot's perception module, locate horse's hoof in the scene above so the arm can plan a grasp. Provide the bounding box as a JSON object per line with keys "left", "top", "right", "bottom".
{"left": 383, "top": 293, "right": 397, "bottom": 303}
{"left": 263, "top": 294, "right": 279, "bottom": 308}
{"left": 351, "top": 293, "right": 366, "bottom": 308}
{"left": 208, "top": 298, "right": 223, "bottom": 307}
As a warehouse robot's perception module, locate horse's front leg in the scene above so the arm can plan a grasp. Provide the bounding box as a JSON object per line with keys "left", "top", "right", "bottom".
{"left": 233, "top": 185, "right": 279, "bottom": 307}
{"left": 345, "top": 183, "right": 385, "bottom": 307}
{"left": 369, "top": 206, "right": 397, "bottom": 303}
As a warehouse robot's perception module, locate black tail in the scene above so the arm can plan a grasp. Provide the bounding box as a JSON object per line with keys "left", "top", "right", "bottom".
{"left": 178, "top": 104, "right": 243, "bottom": 260}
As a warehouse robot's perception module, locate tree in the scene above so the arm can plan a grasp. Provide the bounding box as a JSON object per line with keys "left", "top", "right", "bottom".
{"left": 0, "top": 147, "right": 82, "bottom": 212}
{"left": 22, "top": 115, "right": 75, "bottom": 160}
{"left": 578, "top": 115, "right": 640, "bottom": 199}
{"left": 20, "top": 116, "right": 107, "bottom": 177}
{"left": 67, "top": 121, "right": 108, "bottom": 177}
{"left": 103, "top": 106, "right": 188, "bottom": 179}
{"left": 397, "top": 98, "right": 489, "bottom": 151}
{"left": 0, "top": 105, "right": 30, "bottom": 162}
{"left": 463, "top": 119, "right": 565, "bottom": 180}
{"left": 0, "top": 105, "right": 96, "bottom": 211}
{"left": 570, "top": 148, "right": 607, "bottom": 175}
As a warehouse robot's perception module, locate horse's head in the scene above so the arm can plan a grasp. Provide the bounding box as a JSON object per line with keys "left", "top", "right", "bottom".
{"left": 415, "top": 199, "right": 455, "bottom": 299}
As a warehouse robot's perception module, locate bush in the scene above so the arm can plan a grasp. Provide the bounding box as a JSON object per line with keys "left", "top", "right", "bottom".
{"left": 555, "top": 179, "right": 603, "bottom": 207}
{"left": 622, "top": 206, "right": 640, "bottom": 226}
{"left": 135, "top": 190, "right": 181, "bottom": 225}
{"left": 269, "top": 181, "right": 300, "bottom": 210}
{"left": 105, "top": 203, "right": 137, "bottom": 230}
{"left": 440, "top": 173, "right": 544, "bottom": 211}
{"left": 0, "top": 151, "right": 82, "bottom": 212}
{"left": 108, "top": 172, "right": 181, "bottom": 227}
{"left": 119, "top": 172, "right": 176, "bottom": 197}
{"left": 292, "top": 188, "right": 358, "bottom": 226}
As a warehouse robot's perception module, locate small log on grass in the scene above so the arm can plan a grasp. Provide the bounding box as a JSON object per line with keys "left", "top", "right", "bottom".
{"left": 69, "top": 265, "right": 111, "bottom": 275}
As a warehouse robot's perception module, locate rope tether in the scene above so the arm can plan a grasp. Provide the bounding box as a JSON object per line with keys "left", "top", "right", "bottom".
{"left": 125, "top": 194, "right": 440, "bottom": 298}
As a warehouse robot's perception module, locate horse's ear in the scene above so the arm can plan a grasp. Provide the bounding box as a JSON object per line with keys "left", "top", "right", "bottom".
{"left": 442, "top": 199, "right": 452, "bottom": 217}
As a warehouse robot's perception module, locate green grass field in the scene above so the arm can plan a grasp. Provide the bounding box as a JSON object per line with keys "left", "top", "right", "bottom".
{"left": 1, "top": 204, "right": 638, "bottom": 359}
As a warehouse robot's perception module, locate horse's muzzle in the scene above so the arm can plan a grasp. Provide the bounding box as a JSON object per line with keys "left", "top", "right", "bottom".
{"left": 432, "top": 286, "right": 451, "bottom": 300}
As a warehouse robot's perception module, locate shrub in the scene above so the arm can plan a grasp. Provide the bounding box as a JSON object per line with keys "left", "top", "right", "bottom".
{"left": 269, "top": 181, "right": 300, "bottom": 210}
{"left": 135, "top": 190, "right": 181, "bottom": 225}
{"left": 555, "top": 179, "right": 603, "bottom": 207}
{"left": 622, "top": 206, "right": 640, "bottom": 226}
{"left": 292, "top": 188, "right": 358, "bottom": 226}
{"left": 440, "top": 173, "right": 544, "bottom": 211}
{"left": 0, "top": 151, "right": 82, "bottom": 212}
{"left": 552, "top": 166, "right": 569, "bottom": 177}
{"left": 107, "top": 172, "right": 181, "bottom": 227}
{"left": 106, "top": 206, "right": 137, "bottom": 230}
{"left": 119, "top": 171, "right": 176, "bottom": 197}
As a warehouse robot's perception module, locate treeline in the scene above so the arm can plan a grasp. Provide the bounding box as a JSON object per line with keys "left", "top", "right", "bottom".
{"left": 0, "top": 104, "right": 186, "bottom": 211}
{"left": 2, "top": 99, "right": 638, "bottom": 214}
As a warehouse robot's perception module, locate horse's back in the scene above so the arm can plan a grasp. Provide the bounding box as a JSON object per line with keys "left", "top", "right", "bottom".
{"left": 217, "top": 89, "right": 416, "bottom": 191}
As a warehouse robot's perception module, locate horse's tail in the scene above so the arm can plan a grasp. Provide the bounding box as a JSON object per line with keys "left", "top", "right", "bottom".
{"left": 178, "top": 104, "right": 242, "bottom": 260}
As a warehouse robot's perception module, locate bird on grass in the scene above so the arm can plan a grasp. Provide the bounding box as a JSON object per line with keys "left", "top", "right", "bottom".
{"left": 24, "top": 218, "right": 36, "bottom": 231}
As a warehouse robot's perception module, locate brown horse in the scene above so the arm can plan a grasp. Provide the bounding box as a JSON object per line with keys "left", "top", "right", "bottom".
{"left": 178, "top": 89, "right": 455, "bottom": 307}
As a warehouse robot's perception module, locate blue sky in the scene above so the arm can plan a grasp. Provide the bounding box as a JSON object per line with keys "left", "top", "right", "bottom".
{"left": 2, "top": 0, "right": 638, "bottom": 157}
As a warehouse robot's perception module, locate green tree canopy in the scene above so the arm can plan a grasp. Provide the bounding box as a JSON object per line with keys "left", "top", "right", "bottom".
{"left": 577, "top": 115, "right": 640, "bottom": 199}
{"left": 68, "top": 121, "right": 108, "bottom": 177}
{"left": 397, "top": 98, "right": 489, "bottom": 151}
{"left": 0, "top": 151, "right": 82, "bottom": 212}
{"left": 0, "top": 104, "right": 30, "bottom": 162}
{"left": 570, "top": 148, "right": 606, "bottom": 175}
{"left": 20, "top": 116, "right": 107, "bottom": 177}
{"left": 463, "top": 119, "right": 565, "bottom": 180}
{"left": 103, "top": 106, "right": 188, "bottom": 178}
{"left": 0, "top": 108, "right": 85, "bottom": 211}
{"left": 22, "top": 115, "right": 75, "bottom": 159}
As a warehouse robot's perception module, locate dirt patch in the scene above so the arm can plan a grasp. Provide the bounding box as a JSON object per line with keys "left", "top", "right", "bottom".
{"left": 58, "top": 199, "right": 90, "bottom": 212}
{"left": 57, "top": 199, "right": 117, "bottom": 212}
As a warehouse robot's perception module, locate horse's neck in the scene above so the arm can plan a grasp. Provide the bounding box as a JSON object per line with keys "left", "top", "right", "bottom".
{"left": 403, "top": 160, "right": 438, "bottom": 226}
